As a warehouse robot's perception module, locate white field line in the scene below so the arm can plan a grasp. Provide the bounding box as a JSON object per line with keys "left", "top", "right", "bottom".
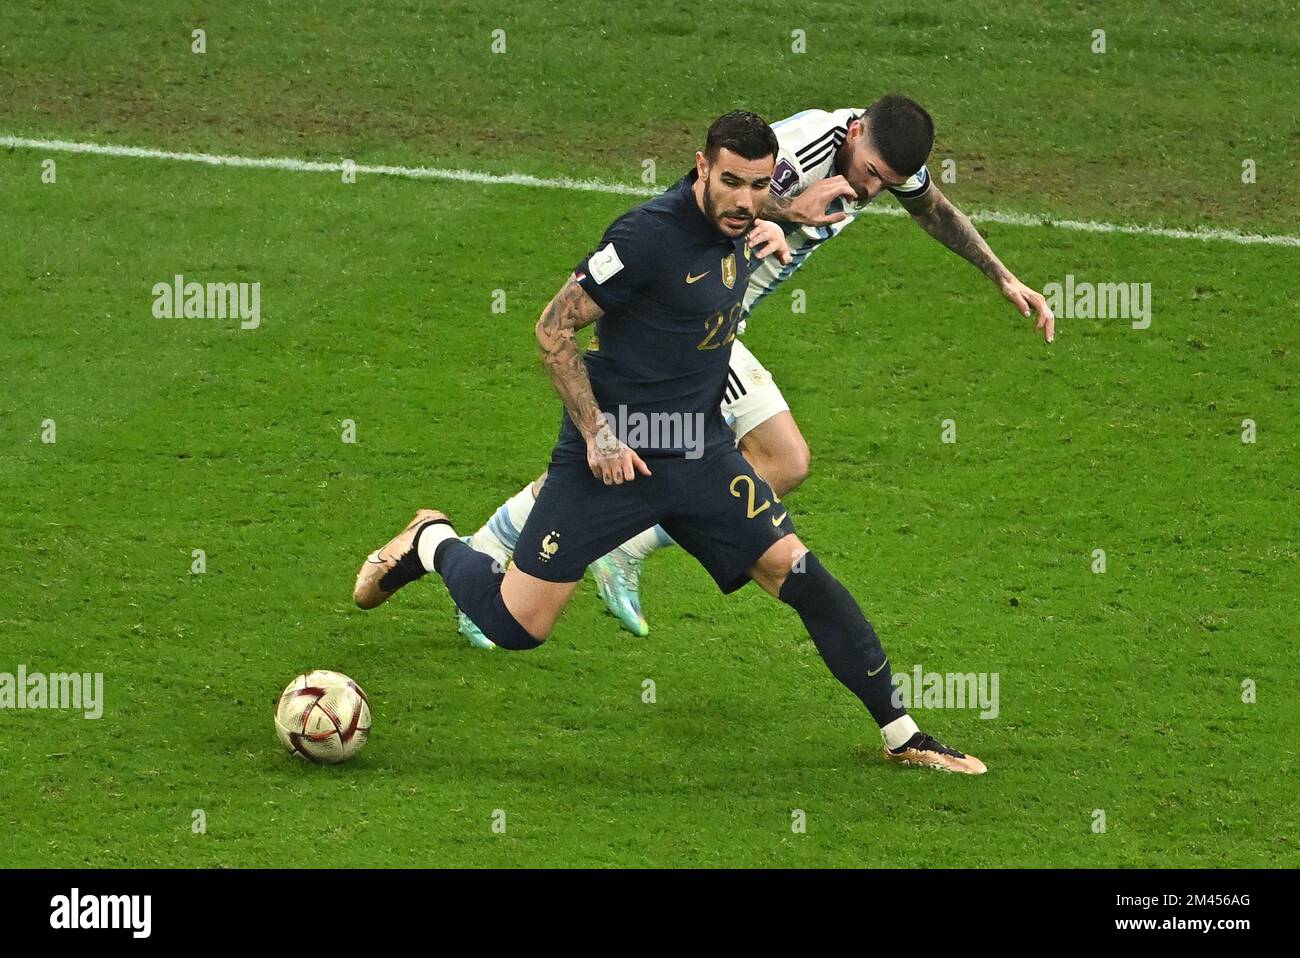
{"left": 3, "top": 134, "right": 1298, "bottom": 249}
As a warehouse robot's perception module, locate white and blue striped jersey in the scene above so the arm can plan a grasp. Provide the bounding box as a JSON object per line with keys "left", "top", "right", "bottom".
{"left": 742, "top": 108, "right": 932, "bottom": 321}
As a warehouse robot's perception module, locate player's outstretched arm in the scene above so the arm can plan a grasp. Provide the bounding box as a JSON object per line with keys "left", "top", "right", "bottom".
{"left": 761, "top": 175, "right": 858, "bottom": 226}
{"left": 898, "top": 185, "right": 1056, "bottom": 343}
{"left": 535, "top": 276, "right": 651, "bottom": 486}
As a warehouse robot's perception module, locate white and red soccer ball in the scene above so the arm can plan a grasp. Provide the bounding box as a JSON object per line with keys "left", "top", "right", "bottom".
{"left": 274, "top": 670, "right": 372, "bottom": 764}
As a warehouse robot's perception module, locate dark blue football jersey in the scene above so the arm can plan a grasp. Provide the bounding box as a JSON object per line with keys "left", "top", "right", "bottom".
{"left": 553, "top": 171, "right": 760, "bottom": 461}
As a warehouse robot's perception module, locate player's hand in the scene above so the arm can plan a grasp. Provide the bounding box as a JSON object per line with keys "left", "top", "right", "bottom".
{"left": 588, "top": 420, "right": 652, "bottom": 486}
{"left": 747, "top": 219, "right": 792, "bottom": 265}
{"left": 788, "top": 175, "right": 859, "bottom": 226}
{"left": 1000, "top": 275, "right": 1056, "bottom": 344}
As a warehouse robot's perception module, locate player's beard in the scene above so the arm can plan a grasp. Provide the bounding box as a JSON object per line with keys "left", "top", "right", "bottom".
{"left": 703, "top": 174, "right": 753, "bottom": 236}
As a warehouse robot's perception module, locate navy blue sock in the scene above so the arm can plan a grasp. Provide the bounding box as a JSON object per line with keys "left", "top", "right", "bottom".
{"left": 431, "top": 539, "right": 543, "bottom": 650}
{"left": 778, "top": 553, "right": 906, "bottom": 727}
{"left": 431, "top": 538, "right": 543, "bottom": 649}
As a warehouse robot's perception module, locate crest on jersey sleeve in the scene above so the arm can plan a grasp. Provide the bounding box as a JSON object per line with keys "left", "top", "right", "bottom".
{"left": 721, "top": 253, "right": 737, "bottom": 289}
{"left": 769, "top": 158, "right": 800, "bottom": 197}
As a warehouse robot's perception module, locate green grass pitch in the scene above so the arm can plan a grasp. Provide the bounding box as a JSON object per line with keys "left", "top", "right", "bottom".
{"left": 0, "top": 1, "right": 1296, "bottom": 867}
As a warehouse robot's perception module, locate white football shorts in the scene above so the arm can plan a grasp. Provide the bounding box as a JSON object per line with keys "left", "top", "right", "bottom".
{"left": 721, "top": 338, "right": 790, "bottom": 441}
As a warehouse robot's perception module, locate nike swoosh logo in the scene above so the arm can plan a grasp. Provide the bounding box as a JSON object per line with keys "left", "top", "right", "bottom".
{"left": 867, "top": 657, "right": 889, "bottom": 677}
{"left": 366, "top": 551, "right": 388, "bottom": 565}
{"left": 771, "top": 511, "right": 787, "bottom": 527}
{"left": 686, "top": 271, "right": 710, "bottom": 284}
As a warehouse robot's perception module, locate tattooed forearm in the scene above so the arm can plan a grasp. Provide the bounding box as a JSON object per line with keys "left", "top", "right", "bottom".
{"left": 534, "top": 276, "right": 607, "bottom": 441}
{"left": 910, "top": 194, "right": 1010, "bottom": 283}
{"left": 761, "top": 191, "right": 796, "bottom": 220}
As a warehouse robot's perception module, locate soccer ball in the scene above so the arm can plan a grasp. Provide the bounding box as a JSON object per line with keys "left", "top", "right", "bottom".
{"left": 274, "top": 670, "right": 372, "bottom": 764}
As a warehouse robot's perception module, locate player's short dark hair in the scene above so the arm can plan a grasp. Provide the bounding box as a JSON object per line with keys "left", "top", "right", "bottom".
{"left": 704, "top": 110, "right": 779, "bottom": 162}
{"left": 861, "top": 94, "right": 934, "bottom": 176}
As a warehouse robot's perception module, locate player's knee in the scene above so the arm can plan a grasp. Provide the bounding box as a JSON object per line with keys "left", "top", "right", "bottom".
{"left": 779, "top": 436, "right": 811, "bottom": 495}
{"left": 447, "top": 557, "right": 549, "bottom": 650}
{"left": 753, "top": 535, "right": 807, "bottom": 593}
{"left": 531, "top": 471, "right": 549, "bottom": 498}
{"left": 485, "top": 600, "right": 551, "bottom": 648}
{"left": 779, "top": 553, "right": 886, "bottom": 679}
{"left": 776, "top": 549, "right": 828, "bottom": 613}
{"left": 488, "top": 609, "right": 547, "bottom": 650}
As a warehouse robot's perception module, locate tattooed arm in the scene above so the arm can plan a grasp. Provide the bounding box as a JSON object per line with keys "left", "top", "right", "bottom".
{"left": 898, "top": 184, "right": 1056, "bottom": 342}
{"left": 535, "top": 276, "right": 650, "bottom": 485}
{"left": 761, "top": 175, "right": 858, "bottom": 226}
{"left": 535, "top": 276, "right": 606, "bottom": 441}
{"left": 897, "top": 184, "right": 1009, "bottom": 281}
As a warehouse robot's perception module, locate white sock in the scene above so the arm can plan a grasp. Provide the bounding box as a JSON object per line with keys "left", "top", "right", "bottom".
{"left": 880, "top": 714, "right": 921, "bottom": 751}
{"left": 467, "top": 482, "right": 536, "bottom": 567}
{"left": 618, "top": 524, "right": 676, "bottom": 562}
{"left": 416, "top": 521, "right": 459, "bottom": 573}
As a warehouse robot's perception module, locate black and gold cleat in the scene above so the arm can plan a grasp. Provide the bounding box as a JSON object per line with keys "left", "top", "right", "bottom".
{"left": 353, "top": 509, "right": 453, "bottom": 609}
{"left": 883, "top": 731, "right": 988, "bottom": 775}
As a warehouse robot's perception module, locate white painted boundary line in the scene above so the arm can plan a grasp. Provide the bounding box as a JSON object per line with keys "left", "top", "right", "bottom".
{"left": 0, "top": 134, "right": 654, "bottom": 197}
{"left": 3, "top": 134, "right": 1297, "bottom": 248}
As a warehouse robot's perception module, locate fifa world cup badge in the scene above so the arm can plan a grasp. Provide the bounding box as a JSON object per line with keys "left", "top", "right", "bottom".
{"left": 721, "top": 253, "right": 737, "bottom": 289}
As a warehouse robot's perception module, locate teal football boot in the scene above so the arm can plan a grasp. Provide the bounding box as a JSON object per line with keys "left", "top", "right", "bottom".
{"left": 458, "top": 610, "right": 496, "bottom": 650}
{"left": 590, "top": 547, "right": 649, "bottom": 637}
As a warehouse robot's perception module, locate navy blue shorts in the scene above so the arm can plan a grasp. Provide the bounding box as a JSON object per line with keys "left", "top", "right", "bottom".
{"left": 511, "top": 449, "right": 797, "bottom": 593}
